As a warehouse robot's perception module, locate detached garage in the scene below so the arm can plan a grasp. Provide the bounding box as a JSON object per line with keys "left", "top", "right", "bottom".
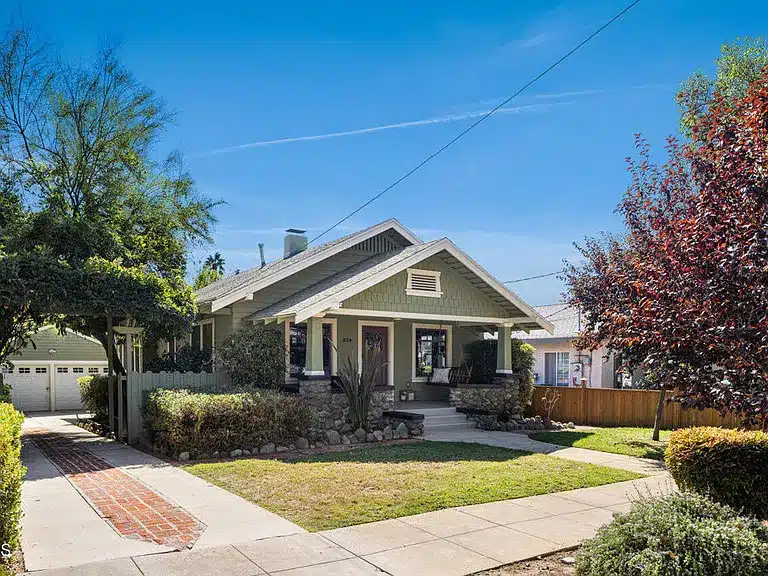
{"left": 3, "top": 327, "right": 107, "bottom": 413}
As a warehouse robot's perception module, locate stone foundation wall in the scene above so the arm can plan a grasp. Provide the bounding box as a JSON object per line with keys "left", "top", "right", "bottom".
{"left": 299, "top": 379, "right": 395, "bottom": 437}
{"left": 448, "top": 377, "right": 521, "bottom": 417}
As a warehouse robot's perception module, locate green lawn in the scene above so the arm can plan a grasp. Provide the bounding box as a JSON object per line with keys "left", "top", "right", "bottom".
{"left": 185, "top": 441, "right": 642, "bottom": 531}
{"left": 529, "top": 427, "right": 671, "bottom": 461}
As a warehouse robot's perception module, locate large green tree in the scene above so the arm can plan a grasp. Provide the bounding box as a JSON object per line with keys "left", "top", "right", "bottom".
{"left": 678, "top": 36, "right": 768, "bottom": 138}
{"left": 0, "top": 27, "right": 219, "bottom": 372}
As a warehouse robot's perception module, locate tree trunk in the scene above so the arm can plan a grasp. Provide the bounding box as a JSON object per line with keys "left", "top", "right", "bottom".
{"left": 653, "top": 386, "right": 666, "bottom": 441}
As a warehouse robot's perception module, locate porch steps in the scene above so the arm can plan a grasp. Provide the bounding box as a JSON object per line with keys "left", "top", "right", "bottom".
{"left": 400, "top": 406, "right": 477, "bottom": 434}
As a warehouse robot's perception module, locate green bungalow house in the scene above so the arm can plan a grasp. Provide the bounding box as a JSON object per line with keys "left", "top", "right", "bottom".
{"left": 193, "top": 219, "right": 554, "bottom": 405}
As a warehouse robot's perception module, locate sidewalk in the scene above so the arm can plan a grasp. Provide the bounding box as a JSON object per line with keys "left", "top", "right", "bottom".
{"left": 30, "top": 474, "right": 675, "bottom": 575}
{"left": 21, "top": 413, "right": 304, "bottom": 572}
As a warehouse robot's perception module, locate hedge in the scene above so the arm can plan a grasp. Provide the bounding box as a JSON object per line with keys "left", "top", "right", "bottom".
{"left": 144, "top": 388, "right": 312, "bottom": 457}
{"left": 0, "top": 404, "right": 25, "bottom": 572}
{"left": 576, "top": 492, "right": 768, "bottom": 576}
{"left": 78, "top": 375, "right": 109, "bottom": 424}
{"left": 666, "top": 426, "right": 768, "bottom": 519}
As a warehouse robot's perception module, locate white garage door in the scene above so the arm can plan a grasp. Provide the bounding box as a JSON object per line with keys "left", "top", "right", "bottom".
{"left": 54, "top": 366, "right": 86, "bottom": 410}
{"left": 6, "top": 365, "right": 51, "bottom": 412}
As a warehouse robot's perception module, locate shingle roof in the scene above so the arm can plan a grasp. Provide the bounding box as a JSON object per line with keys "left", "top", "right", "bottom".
{"left": 195, "top": 219, "right": 416, "bottom": 304}
{"left": 511, "top": 304, "right": 581, "bottom": 340}
{"left": 247, "top": 241, "right": 442, "bottom": 320}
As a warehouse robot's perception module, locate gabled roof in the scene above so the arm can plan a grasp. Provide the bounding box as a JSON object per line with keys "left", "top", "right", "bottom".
{"left": 511, "top": 304, "right": 581, "bottom": 340}
{"left": 247, "top": 238, "right": 555, "bottom": 333}
{"left": 196, "top": 219, "right": 421, "bottom": 311}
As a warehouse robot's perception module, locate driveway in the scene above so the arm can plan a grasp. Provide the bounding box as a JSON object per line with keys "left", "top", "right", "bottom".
{"left": 21, "top": 413, "right": 303, "bottom": 572}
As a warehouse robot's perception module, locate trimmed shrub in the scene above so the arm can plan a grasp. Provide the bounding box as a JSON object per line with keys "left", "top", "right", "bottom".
{"left": 576, "top": 492, "right": 768, "bottom": 576}
{"left": 144, "top": 388, "right": 312, "bottom": 456}
{"left": 464, "top": 338, "right": 535, "bottom": 404}
{"left": 216, "top": 324, "right": 285, "bottom": 388}
{"left": 666, "top": 426, "right": 768, "bottom": 519}
{"left": 78, "top": 375, "right": 109, "bottom": 424}
{"left": 0, "top": 404, "right": 25, "bottom": 571}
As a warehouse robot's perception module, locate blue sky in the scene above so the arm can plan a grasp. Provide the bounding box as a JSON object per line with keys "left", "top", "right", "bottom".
{"left": 9, "top": 0, "right": 768, "bottom": 304}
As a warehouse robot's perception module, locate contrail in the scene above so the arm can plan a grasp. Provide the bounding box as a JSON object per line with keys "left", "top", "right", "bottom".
{"left": 196, "top": 103, "right": 555, "bottom": 157}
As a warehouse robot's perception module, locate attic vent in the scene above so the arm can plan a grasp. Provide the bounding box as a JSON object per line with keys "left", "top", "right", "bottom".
{"left": 406, "top": 268, "right": 442, "bottom": 298}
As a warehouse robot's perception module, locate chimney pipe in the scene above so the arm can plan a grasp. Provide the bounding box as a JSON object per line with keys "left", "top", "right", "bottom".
{"left": 284, "top": 228, "right": 308, "bottom": 258}
{"left": 258, "top": 243, "right": 266, "bottom": 268}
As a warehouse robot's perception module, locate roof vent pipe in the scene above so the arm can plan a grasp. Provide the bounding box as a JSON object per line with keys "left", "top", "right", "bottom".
{"left": 284, "top": 228, "right": 308, "bottom": 258}
{"left": 258, "top": 243, "right": 266, "bottom": 268}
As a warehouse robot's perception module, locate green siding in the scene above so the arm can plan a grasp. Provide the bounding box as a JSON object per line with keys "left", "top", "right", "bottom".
{"left": 341, "top": 254, "right": 511, "bottom": 318}
{"left": 9, "top": 328, "right": 107, "bottom": 362}
{"left": 331, "top": 316, "right": 483, "bottom": 402}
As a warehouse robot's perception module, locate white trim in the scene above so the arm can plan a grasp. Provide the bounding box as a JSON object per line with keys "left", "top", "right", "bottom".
{"left": 411, "top": 323, "right": 453, "bottom": 382}
{"left": 283, "top": 317, "right": 338, "bottom": 381}
{"left": 331, "top": 308, "right": 531, "bottom": 326}
{"left": 209, "top": 219, "right": 422, "bottom": 312}
{"left": 293, "top": 238, "right": 554, "bottom": 333}
{"left": 496, "top": 369, "right": 515, "bottom": 375}
{"left": 8, "top": 360, "right": 108, "bottom": 365}
{"left": 303, "top": 370, "right": 326, "bottom": 376}
{"left": 357, "top": 320, "right": 395, "bottom": 388}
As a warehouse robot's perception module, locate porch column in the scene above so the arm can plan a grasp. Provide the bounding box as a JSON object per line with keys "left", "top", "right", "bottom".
{"left": 304, "top": 316, "right": 326, "bottom": 379}
{"left": 496, "top": 324, "right": 513, "bottom": 377}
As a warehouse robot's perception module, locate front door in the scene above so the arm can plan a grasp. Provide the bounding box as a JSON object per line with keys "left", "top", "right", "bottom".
{"left": 362, "top": 325, "right": 388, "bottom": 387}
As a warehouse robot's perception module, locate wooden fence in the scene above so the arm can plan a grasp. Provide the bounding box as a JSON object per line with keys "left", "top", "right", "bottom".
{"left": 532, "top": 385, "right": 742, "bottom": 429}
{"left": 118, "top": 371, "right": 231, "bottom": 445}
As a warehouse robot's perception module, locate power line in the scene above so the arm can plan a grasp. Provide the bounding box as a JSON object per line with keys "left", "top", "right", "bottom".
{"left": 307, "top": 0, "right": 643, "bottom": 247}
{"left": 503, "top": 270, "right": 564, "bottom": 284}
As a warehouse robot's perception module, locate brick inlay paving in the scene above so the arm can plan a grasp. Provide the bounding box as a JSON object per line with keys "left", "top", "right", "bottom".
{"left": 25, "top": 428, "right": 203, "bottom": 549}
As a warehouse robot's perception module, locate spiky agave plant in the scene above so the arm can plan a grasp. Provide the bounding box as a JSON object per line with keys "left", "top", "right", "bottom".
{"left": 336, "top": 345, "right": 387, "bottom": 431}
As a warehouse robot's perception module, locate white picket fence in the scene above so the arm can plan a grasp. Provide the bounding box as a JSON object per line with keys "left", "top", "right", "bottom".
{"left": 122, "top": 371, "right": 231, "bottom": 445}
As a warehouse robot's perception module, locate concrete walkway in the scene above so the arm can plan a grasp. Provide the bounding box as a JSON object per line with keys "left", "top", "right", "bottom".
{"left": 418, "top": 407, "right": 666, "bottom": 476}
{"left": 29, "top": 474, "right": 676, "bottom": 575}
{"left": 21, "top": 414, "right": 304, "bottom": 572}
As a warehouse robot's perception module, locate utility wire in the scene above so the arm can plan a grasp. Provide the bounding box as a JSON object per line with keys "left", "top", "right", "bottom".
{"left": 503, "top": 270, "right": 564, "bottom": 284}
{"left": 307, "top": 0, "right": 643, "bottom": 247}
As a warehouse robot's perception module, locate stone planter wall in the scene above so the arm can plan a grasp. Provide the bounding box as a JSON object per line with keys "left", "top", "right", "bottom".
{"left": 298, "top": 379, "right": 396, "bottom": 438}
{"left": 448, "top": 377, "right": 521, "bottom": 418}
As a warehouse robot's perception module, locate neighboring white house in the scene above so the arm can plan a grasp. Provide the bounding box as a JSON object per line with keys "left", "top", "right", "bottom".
{"left": 511, "top": 304, "right": 618, "bottom": 388}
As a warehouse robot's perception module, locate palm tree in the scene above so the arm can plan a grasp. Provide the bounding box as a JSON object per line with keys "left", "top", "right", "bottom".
{"left": 204, "top": 252, "right": 225, "bottom": 274}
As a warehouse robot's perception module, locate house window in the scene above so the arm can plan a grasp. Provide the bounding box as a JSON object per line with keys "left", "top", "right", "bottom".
{"left": 103, "top": 367, "right": 109, "bottom": 373}
{"left": 1, "top": 366, "right": 12, "bottom": 374}
{"left": 544, "top": 352, "right": 570, "bottom": 386}
{"left": 18, "top": 367, "right": 30, "bottom": 374}
{"left": 57, "top": 367, "right": 69, "bottom": 373}
{"left": 287, "top": 321, "right": 335, "bottom": 378}
{"left": 413, "top": 324, "right": 451, "bottom": 379}
{"left": 73, "top": 367, "right": 84, "bottom": 374}
{"left": 88, "top": 367, "right": 100, "bottom": 374}
{"left": 35, "top": 367, "right": 47, "bottom": 374}
{"left": 406, "top": 268, "right": 442, "bottom": 298}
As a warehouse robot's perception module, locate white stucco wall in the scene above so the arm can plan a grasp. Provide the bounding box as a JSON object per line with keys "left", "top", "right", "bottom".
{"left": 526, "top": 339, "right": 615, "bottom": 388}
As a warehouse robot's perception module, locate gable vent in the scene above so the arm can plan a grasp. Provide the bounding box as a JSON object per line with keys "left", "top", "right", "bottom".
{"left": 406, "top": 268, "right": 442, "bottom": 298}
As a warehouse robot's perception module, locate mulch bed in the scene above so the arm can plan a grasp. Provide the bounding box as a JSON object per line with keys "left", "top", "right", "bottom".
{"left": 477, "top": 550, "right": 578, "bottom": 576}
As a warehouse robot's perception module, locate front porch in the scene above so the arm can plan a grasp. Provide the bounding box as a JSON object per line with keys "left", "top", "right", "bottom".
{"left": 286, "top": 313, "right": 522, "bottom": 406}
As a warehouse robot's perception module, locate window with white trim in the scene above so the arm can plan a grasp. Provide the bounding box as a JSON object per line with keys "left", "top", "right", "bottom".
{"left": 406, "top": 268, "right": 442, "bottom": 298}
{"left": 57, "top": 367, "right": 69, "bottom": 373}
{"left": 286, "top": 321, "right": 336, "bottom": 378}
{"left": 544, "top": 352, "right": 570, "bottom": 386}
{"left": 412, "top": 324, "right": 452, "bottom": 380}
{"left": 35, "top": 367, "right": 47, "bottom": 374}
{"left": 18, "top": 367, "right": 30, "bottom": 374}
{"left": 88, "top": 367, "right": 100, "bottom": 374}
{"left": 103, "top": 367, "right": 109, "bottom": 373}
{"left": 1, "top": 366, "right": 12, "bottom": 374}
{"left": 73, "top": 367, "right": 84, "bottom": 374}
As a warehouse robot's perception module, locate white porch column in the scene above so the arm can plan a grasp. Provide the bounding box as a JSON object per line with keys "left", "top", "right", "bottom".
{"left": 304, "top": 316, "right": 326, "bottom": 379}
{"left": 496, "top": 324, "right": 513, "bottom": 377}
